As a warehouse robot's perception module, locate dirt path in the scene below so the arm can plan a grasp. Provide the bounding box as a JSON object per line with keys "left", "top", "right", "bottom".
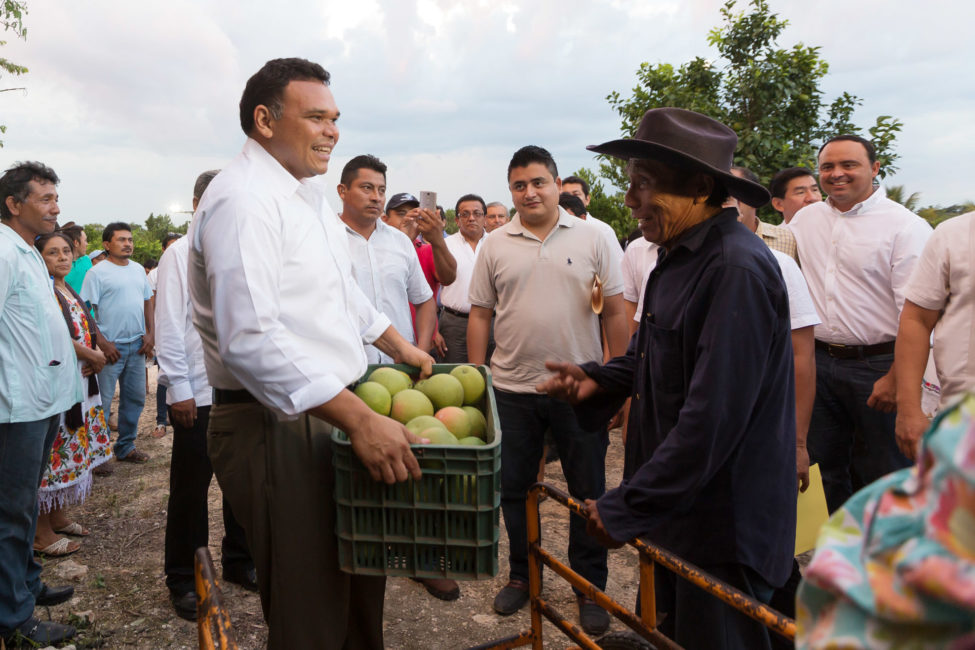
{"left": 35, "top": 368, "right": 637, "bottom": 649}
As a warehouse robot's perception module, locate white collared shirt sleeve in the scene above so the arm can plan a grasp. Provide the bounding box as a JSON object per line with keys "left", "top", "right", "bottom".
{"left": 771, "top": 249, "right": 820, "bottom": 330}
{"left": 155, "top": 238, "right": 210, "bottom": 405}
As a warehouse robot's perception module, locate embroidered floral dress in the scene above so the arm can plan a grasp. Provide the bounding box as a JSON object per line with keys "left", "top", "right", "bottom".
{"left": 38, "top": 286, "right": 113, "bottom": 511}
{"left": 796, "top": 394, "right": 975, "bottom": 648}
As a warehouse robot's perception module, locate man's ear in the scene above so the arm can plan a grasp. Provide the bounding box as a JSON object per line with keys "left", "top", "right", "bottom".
{"left": 771, "top": 197, "right": 784, "bottom": 213}
{"left": 253, "top": 104, "right": 275, "bottom": 139}
{"left": 336, "top": 184, "right": 347, "bottom": 201}
{"left": 4, "top": 195, "right": 21, "bottom": 217}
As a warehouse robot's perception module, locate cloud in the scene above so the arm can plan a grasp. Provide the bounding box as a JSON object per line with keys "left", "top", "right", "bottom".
{"left": 0, "top": 0, "right": 970, "bottom": 222}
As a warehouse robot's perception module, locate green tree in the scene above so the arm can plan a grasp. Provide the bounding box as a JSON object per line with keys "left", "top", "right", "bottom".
{"left": 599, "top": 0, "right": 901, "bottom": 221}
{"left": 0, "top": 1, "right": 29, "bottom": 147}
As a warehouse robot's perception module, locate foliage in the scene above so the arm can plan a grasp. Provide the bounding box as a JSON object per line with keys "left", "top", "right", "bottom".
{"left": 885, "top": 185, "right": 922, "bottom": 212}
{"left": 0, "top": 0, "right": 29, "bottom": 147}
{"left": 599, "top": 0, "right": 902, "bottom": 220}
{"left": 82, "top": 213, "right": 188, "bottom": 264}
{"left": 570, "top": 167, "right": 634, "bottom": 239}
{"left": 444, "top": 208, "right": 458, "bottom": 235}
{"left": 917, "top": 202, "right": 975, "bottom": 228}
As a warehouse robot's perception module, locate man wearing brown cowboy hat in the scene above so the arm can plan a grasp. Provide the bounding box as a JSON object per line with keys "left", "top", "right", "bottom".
{"left": 538, "top": 108, "right": 796, "bottom": 649}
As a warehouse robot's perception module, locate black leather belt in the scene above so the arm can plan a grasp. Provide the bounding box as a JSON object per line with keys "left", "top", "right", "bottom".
{"left": 212, "top": 388, "right": 259, "bottom": 405}
{"left": 441, "top": 306, "right": 469, "bottom": 319}
{"left": 815, "top": 340, "right": 895, "bottom": 359}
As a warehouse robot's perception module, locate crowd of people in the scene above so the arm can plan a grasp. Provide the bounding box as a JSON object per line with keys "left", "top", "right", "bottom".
{"left": 0, "top": 55, "right": 971, "bottom": 649}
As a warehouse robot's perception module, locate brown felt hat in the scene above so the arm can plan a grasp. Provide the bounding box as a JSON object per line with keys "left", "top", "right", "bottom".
{"left": 587, "top": 107, "right": 770, "bottom": 208}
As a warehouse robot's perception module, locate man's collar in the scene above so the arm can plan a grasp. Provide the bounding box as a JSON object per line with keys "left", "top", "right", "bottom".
{"left": 506, "top": 206, "right": 575, "bottom": 237}
{"left": 826, "top": 185, "right": 885, "bottom": 216}
{"left": 0, "top": 222, "right": 35, "bottom": 251}
{"left": 667, "top": 208, "right": 737, "bottom": 255}
{"left": 242, "top": 138, "right": 326, "bottom": 200}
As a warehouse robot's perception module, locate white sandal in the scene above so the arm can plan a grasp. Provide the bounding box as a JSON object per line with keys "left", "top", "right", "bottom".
{"left": 54, "top": 522, "right": 89, "bottom": 537}
{"left": 34, "top": 537, "right": 80, "bottom": 557}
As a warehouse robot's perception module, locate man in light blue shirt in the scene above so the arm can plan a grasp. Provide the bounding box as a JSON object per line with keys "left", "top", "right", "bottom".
{"left": 81, "top": 222, "right": 154, "bottom": 462}
{"left": 0, "top": 162, "right": 81, "bottom": 646}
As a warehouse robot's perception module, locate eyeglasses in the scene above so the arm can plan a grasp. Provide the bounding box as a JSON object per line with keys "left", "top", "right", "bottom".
{"left": 458, "top": 211, "right": 484, "bottom": 219}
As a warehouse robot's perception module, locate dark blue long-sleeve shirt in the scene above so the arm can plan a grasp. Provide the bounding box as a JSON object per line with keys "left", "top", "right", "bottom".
{"left": 580, "top": 209, "right": 796, "bottom": 587}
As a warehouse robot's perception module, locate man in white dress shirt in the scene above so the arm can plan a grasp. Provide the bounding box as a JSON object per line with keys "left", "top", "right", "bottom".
{"left": 438, "top": 193, "right": 494, "bottom": 363}
{"left": 788, "top": 134, "right": 931, "bottom": 513}
{"left": 187, "top": 58, "right": 432, "bottom": 649}
{"left": 156, "top": 170, "right": 255, "bottom": 621}
{"left": 337, "top": 155, "right": 435, "bottom": 362}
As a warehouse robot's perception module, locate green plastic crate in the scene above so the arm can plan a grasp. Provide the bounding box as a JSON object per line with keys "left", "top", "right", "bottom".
{"left": 332, "top": 363, "right": 501, "bottom": 579}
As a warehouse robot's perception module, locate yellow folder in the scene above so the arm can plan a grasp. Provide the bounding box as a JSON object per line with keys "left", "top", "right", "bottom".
{"left": 795, "top": 464, "right": 829, "bottom": 555}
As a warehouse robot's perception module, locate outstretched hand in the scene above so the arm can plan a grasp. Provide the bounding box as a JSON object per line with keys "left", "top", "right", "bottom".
{"left": 535, "top": 361, "right": 600, "bottom": 404}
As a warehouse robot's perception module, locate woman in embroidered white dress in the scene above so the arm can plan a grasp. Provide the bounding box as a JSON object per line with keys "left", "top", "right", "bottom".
{"left": 32, "top": 232, "right": 113, "bottom": 556}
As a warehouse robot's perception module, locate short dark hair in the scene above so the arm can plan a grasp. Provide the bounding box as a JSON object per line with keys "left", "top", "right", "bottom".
{"left": 455, "top": 193, "right": 486, "bottom": 215}
{"left": 102, "top": 222, "right": 132, "bottom": 243}
{"left": 730, "top": 165, "right": 760, "bottom": 185}
{"left": 144, "top": 258, "right": 158, "bottom": 270}
{"left": 561, "top": 175, "right": 590, "bottom": 197}
{"left": 239, "top": 58, "right": 331, "bottom": 136}
{"left": 819, "top": 134, "right": 877, "bottom": 165}
{"left": 558, "top": 192, "right": 587, "bottom": 217}
{"left": 340, "top": 155, "right": 387, "bottom": 186}
{"left": 194, "top": 169, "right": 220, "bottom": 201}
{"left": 58, "top": 222, "right": 85, "bottom": 247}
{"left": 0, "top": 161, "right": 60, "bottom": 220}
{"left": 769, "top": 167, "right": 816, "bottom": 199}
{"left": 507, "top": 145, "right": 558, "bottom": 181}
{"left": 161, "top": 233, "right": 181, "bottom": 251}
{"left": 34, "top": 231, "right": 73, "bottom": 254}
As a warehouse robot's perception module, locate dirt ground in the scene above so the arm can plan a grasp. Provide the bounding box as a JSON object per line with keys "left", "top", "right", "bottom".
{"left": 29, "top": 368, "right": 640, "bottom": 649}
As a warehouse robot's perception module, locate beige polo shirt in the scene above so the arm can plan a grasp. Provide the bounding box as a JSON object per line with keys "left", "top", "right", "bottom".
{"left": 904, "top": 211, "right": 975, "bottom": 407}
{"left": 469, "top": 207, "right": 623, "bottom": 393}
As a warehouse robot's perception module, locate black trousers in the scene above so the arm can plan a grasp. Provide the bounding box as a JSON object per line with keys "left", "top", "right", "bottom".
{"left": 164, "top": 405, "right": 252, "bottom": 594}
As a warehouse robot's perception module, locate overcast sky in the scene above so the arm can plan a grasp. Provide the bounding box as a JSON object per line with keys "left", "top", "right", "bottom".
{"left": 2, "top": 0, "right": 972, "bottom": 226}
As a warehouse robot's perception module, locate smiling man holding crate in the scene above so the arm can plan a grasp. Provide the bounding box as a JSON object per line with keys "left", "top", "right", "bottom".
{"left": 186, "top": 58, "right": 433, "bottom": 649}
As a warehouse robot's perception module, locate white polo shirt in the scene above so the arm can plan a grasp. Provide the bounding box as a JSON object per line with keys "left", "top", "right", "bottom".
{"left": 438, "top": 231, "right": 484, "bottom": 314}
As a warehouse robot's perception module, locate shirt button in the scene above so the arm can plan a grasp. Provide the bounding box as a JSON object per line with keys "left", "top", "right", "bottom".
{"left": 635, "top": 393, "right": 640, "bottom": 400}
{"left": 640, "top": 352, "right": 645, "bottom": 359}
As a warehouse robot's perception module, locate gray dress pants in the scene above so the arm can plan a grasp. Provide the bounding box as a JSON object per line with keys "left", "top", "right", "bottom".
{"left": 208, "top": 402, "right": 385, "bottom": 649}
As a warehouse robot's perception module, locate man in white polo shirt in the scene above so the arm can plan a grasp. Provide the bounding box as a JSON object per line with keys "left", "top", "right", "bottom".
{"left": 788, "top": 134, "right": 931, "bottom": 513}
{"left": 469, "top": 146, "right": 628, "bottom": 636}
{"left": 438, "top": 193, "right": 493, "bottom": 363}
{"left": 338, "top": 155, "right": 435, "bottom": 362}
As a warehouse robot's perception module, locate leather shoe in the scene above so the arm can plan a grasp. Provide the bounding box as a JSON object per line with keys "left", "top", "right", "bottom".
{"left": 223, "top": 564, "right": 259, "bottom": 592}
{"left": 170, "top": 590, "right": 197, "bottom": 621}
{"left": 493, "top": 579, "right": 530, "bottom": 615}
{"left": 578, "top": 595, "right": 610, "bottom": 636}
{"left": 412, "top": 577, "right": 460, "bottom": 601}
{"left": 35, "top": 583, "right": 74, "bottom": 606}
{"left": 3, "top": 617, "right": 75, "bottom": 645}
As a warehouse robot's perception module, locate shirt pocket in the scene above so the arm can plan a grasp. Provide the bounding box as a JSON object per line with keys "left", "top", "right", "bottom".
{"left": 646, "top": 322, "right": 684, "bottom": 394}
{"left": 30, "top": 364, "right": 63, "bottom": 414}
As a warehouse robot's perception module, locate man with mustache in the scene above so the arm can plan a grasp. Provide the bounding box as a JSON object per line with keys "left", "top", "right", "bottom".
{"left": 81, "top": 221, "right": 155, "bottom": 463}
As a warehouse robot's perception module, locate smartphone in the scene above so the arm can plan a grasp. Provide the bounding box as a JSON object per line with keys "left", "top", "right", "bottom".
{"left": 419, "top": 191, "right": 437, "bottom": 213}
